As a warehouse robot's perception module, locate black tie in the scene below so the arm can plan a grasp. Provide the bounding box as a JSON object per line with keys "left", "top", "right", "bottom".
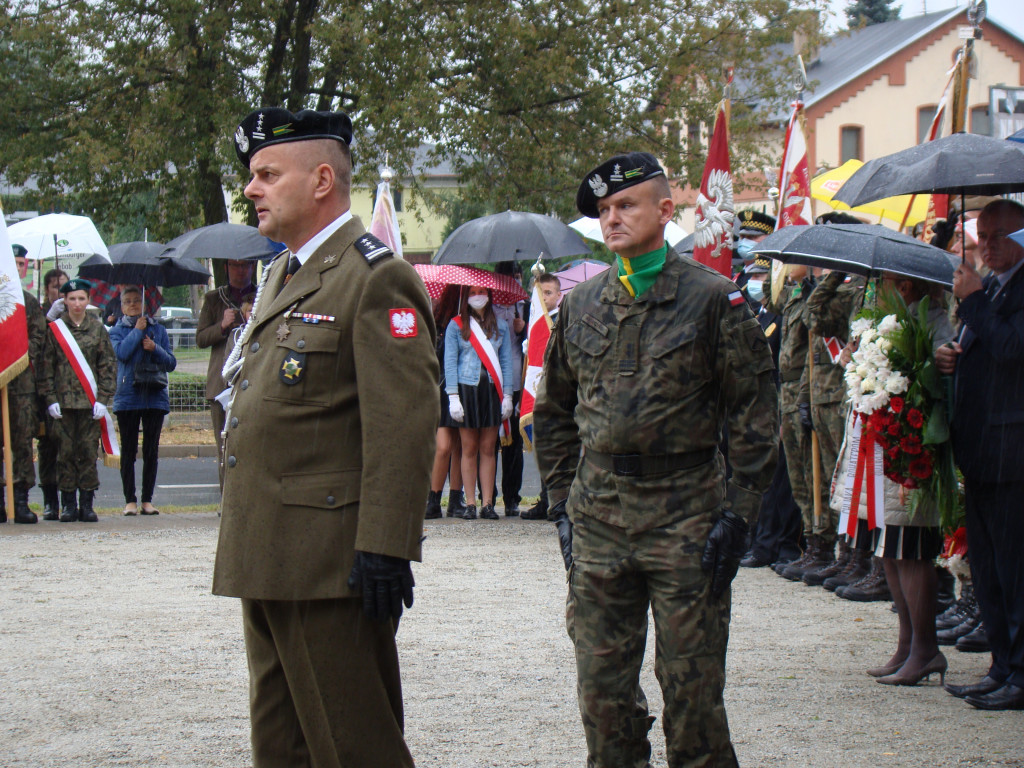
{"left": 984, "top": 276, "right": 999, "bottom": 300}
{"left": 284, "top": 255, "right": 301, "bottom": 284}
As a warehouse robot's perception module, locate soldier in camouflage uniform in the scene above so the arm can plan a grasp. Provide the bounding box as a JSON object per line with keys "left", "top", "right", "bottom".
{"left": 39, "top": 279, "right": 116, "bottom": 522}
{"left": 768, "top": 271, "right": 820, "bottom": 580}
{"left": 534, "top": 153, "right": 778, "bottom": 768}
{"left": 37, "top": 268, "right": 69, "bottom": 518}
{"left": 802, "top": 268, "right": 867, "bottom": 585}
{"left": 1, "top": 248, "right": 45, "bottom": 524}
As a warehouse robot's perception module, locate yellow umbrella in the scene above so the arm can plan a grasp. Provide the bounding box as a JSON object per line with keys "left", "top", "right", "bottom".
{"left": 812, "top": 160, "right": 930, "bottom": 227}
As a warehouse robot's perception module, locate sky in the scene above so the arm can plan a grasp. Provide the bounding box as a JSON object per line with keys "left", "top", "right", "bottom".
{"left": 825, "top": 0, "right": 1024, "bottom": 40}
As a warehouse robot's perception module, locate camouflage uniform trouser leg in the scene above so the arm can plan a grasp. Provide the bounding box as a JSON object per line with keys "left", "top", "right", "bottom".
{"left": 37, "top": 415, "right": 59, "bottom": 486}
{"left": 568, "top": 512, "right": 738, "bottom": 768}
{"left": 1, "top": 394, "right": 37, "bottom": 487}
{"left": 53, "top": 409, "right": 100, "bottom": 491}
{"left": 811, "top": 403, "right": 845, "bottom": 542}
{"left": 781, "top": 410, "right": 814, "bottom": 536}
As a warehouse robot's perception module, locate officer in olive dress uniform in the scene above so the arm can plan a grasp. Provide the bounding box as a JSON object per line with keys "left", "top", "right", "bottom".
{"left": 212, "top": 108, "right": 439, "bottom": 768}
{"left": 534, "top": 152, "right": 778, "bottom": 768}
{"left": 0, "top": 247, "right": 45, "bottom": 524}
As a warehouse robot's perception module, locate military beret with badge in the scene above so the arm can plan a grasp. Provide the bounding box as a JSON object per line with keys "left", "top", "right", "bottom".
{"left": 60, "top": 278, "right": 93, "bottom": 294}
{"left": 234, "top": 107, "right": 354, "bottom": 169}
{"left": 576, "top": 152, "right": 666, "bottom": 218}
{"left": 12, "top": 243, "right": 27, "bottom": 259}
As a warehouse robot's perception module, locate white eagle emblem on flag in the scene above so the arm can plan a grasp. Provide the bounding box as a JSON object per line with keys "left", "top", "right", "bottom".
{"left": 389, "top": 308, "right": 417, "bottom": 338}
{"left": 694, "top": 169, "right": 735, "bottom": 259}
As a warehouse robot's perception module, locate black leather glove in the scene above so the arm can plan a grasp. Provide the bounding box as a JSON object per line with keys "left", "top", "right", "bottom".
{"left": 347, "top": 551, "right": 414, "bottom": 622}
{"left": 800, "top": 276, "right": 817, "bottom": 296}
{"left": 550, "top": 499, "right": 573, "bottom": 571}
{"left": 701, "top": 510, "right": 750, "bottom": 600}
{"left": 798, "top": 402, "right": 813, "bottom": 432}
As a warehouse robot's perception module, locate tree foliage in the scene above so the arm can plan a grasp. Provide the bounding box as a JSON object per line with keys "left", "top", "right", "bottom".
{"left": 1, "top": 0, "right": 824, "bottom": 240}
{"left": 845, "top": 0, "right": 900, "bottom": 28}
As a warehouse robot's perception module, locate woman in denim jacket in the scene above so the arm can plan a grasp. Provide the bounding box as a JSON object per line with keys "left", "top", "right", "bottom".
{"left": 108, "top": 286, "right": 177, "bottom": 515}
{"left": 444, "top": 285, "right": 513, "bottom": 520}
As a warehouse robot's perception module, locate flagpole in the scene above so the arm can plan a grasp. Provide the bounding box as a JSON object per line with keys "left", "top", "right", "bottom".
{"left": 2, "top": 385, "right": 14, "bottom": 523}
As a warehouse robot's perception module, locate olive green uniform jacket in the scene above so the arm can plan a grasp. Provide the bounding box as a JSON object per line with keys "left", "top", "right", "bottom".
{"left": 196, "top": 283, "right": 255, "bottom": 400}
{"left": 212, "top": 218, "right": 439, "bottom": 601}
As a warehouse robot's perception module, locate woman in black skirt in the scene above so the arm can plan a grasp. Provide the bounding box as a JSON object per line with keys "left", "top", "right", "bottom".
{"left": 443, "top": 284, "right": 513, "bottom": 520}
{"left": 425, "top": 285, "right": 466, "bottom": 519}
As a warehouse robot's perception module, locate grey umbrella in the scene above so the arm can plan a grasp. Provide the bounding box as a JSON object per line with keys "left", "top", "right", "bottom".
{"left": 162, "top": 223, "right": 281, "bottom": 261}
{"left": 751, "top": 224, "right": 957, "bottom": 287}
{"left": 832, "top": 133, "right": 1024, "bottom": 211}
{"left": 433, "top": 210, "right": 591, "bottom": 265}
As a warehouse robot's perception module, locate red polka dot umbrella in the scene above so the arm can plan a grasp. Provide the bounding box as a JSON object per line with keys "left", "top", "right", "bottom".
{"left": 413, "top": 264, "right": 528, "bottom": 306}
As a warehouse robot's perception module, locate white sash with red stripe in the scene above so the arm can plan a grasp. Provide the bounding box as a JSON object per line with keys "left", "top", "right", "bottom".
{"left": 454, "top": 316, "right": 512, "bottom": 443}
{"left": 50, "top": 319, "right": 120, "bottom": 464}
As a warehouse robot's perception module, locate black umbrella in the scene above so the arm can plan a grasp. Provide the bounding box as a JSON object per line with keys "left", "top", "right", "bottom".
{"left": 751, "top": 224, "right": 956, "bottom": 287}
{"left": 832, "top": 133, "right": 1024, "bottom": 210}
{"left": 78, "top": 242, "right": 211, "bottom": 287}
{"left": 433, "top": 210, "right": 590, "bottom": 265}
{"left": 162, "top": 223, "right": 280, "bottom": 262}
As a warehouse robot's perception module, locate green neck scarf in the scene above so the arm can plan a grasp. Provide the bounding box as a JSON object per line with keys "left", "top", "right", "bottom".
{"left": 617, "top": 244, "right": 667, "bottom": 298}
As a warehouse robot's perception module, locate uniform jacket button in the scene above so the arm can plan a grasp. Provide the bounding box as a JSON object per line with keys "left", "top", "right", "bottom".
{"left": 241, "top": 380, "right": 249, "bottom": 390}
{"left": 230, "top": 417, "right": 238, "bottom": 428}
{"left": 226, "top": 456, "right": 237, "bottom": 468}
{"left": 326, "top": 495, "right": 336, "bottom": 505}
{"left": 297, "top": 339, "right": 306, "bottom": 349}
{"left": 250, "top": 342, "right": 260, "bottom": 353}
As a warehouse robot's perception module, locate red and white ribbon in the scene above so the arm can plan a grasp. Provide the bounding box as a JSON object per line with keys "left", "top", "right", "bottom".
{"left": 839, "top": 418, "right": 884, "bottom": 537}
{"left": 50, "top": 319, "right": 119, "bottom": 462}
{"left": 454, "top": 316, "right": 511, "bottom": 441}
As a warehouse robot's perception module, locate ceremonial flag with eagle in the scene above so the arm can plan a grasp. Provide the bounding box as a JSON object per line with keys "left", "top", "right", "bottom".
{"left": 519, "top": 281, "right": 553, "bottom": 451}
{"left": 771, "top": 100, "right": 814, "bottom": 302}
{"left": 369, "top": 179, "right": 404, "bottom": 259}
{"left": 692, "top": 99, "right": 734, "bottom": 277}
{"left": 0, "top": 203, "right": 29, "bottom": 389}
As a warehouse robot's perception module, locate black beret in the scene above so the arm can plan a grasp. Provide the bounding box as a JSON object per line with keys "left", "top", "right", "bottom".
{"left": 234, "top": 108, "right": 353, "bottom": 168}
{"left": 576, "top": 152, "right": 665, "bottom": 218}
{"left": 734, "top": 209, "right": 776, "bottom": 237}
{"left": 11, "top": 243, "right": 27, "bottom": 259}
{"left": 60, "top": 278, "right": 93, "bottom": 294}
{"left": 815, "top": 211, "right": 861, "bottom": 226}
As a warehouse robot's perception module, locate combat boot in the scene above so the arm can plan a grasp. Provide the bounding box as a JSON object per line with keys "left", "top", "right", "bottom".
{"left": 938, "top": 614, "right": 980, "bottom": 646}
{"left": 937, "top": 579, "right": 977, "bottom": 630}
{"left": 836, "top": 557, "right": 891, "bottom": 602}
{"left": 803, "top": 538, "right": 847, "bottom": 586}
{"left": 461, "top": 504, "right": 477, "bottom": 520}
{"left": 480, "top": 503, "right": 498, "bottom": 520}
{"left": 41, "top": 484, "right": 60, "bottom": 521}
{"left": 0, "top": 489, "right": 5, "bottom": 523}
{"left": 59, "top": 490, "right": 78, "bottom": 522}
{"left": 956, "top": 622, "right": 991, "bottom": 653}
{"left": 13, "top": 485, "right": 37, "bottom": 524}
{"left": 781, "top": 536, "right": 824, "bottom": 581}
{"left": 936, "top": 566, "right": 957, "bottom": 613}
{"left": 79, "top": 490, "right": 98, "bottom": 523}
{"left": 424, "top": 490, "right": 443, "bottom": 520}
{"left": 823, "top": 546, "right": 871, "bottom": 591}
{"left": 446, "top": 489, "right": 466, "bottom": 518}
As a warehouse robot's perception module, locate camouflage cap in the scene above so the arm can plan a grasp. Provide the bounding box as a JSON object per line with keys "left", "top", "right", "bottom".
{"left": 234, "top": 108, "right": 353, "bottom": 169}
{"left": 735, "top": 209, "right": 776, "bottom": 237}
{"left": 576, "top": 152, "right": 665, "bottom": 218}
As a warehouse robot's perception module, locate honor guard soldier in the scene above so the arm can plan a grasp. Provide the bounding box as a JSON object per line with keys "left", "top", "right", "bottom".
{"left": 212, "top": 108, "right": 439, "bottom": 767}
{"left": 534, "top": 152, "right": 778, "bottom": 767}
{"left": 1, "top": 245, "right": 46, "bottom": 524}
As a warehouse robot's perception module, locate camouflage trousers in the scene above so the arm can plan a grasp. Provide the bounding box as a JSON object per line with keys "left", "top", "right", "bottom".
{"left": 37, "top": 414, "right": 59, "bottom": 487}
{"left": 0, "top": 393, "right": 37, "bottom": 487}
{"left": 780, "top": 410, "right": 813, "bottom": 534}
{"left": 566, "top": 511, "right": 738, "bottom": 768}
{"left": 811, "top": 402, "right": 845, "bottom": 540}
{"left": 52, "top": 409, "right": 100, "bottom": 491}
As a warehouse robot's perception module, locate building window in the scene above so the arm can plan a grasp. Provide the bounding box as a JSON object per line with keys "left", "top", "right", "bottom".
{"left": 918, "top": 106, "right": 938, "bottom": 143}
{"left": 970, "top": 105, "right": 991, "bottom": 136}
{"left": 840, "top": 125, "right": 863, "bottom": 163}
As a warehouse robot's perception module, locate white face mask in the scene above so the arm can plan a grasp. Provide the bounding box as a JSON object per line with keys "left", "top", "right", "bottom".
{"left": 467, "top": 296, "right": 489, "bottom": 310}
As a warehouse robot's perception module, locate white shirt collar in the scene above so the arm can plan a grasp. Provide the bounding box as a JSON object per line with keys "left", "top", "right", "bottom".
{"left": 293, "top": 210, "right": 353, "bottom": 264}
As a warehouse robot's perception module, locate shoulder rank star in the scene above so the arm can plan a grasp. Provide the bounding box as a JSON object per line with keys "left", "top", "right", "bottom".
{"left": 276, "top": 322, "right": 291, "bottom": 341}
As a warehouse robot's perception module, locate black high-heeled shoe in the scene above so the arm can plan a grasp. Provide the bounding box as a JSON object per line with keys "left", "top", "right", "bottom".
{"left": 876, "top": 653, "right": 947, "bottom": 686}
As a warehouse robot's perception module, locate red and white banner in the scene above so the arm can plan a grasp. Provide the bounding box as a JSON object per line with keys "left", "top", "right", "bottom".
{"left": 519, "top": 283, "right": 554, "bottom": 451}
{"left": 50, "top": 319, "right": 120, "bottom": 465}
{"left": 823, "top": 336, "right": 844, "bottom": 364}
{"left": 369, "top": 180, "right": 403, "bottom": 260}
{"left": 776, "top": 100, "right": 813, "bottom": 231}
{"left": 904, "top": 63, "right": 957, "bottom": 235}
{"left": 839, "top": 418, "right": 885, "bottom": 537}
{"left": 0, "top": 205, "right": 29, "bottom": 389}
{"left": 453, "top": 315, "right": 512, "bottom": 445}
{"left": 692, "top": 100, "right": 734, "bottom": 277}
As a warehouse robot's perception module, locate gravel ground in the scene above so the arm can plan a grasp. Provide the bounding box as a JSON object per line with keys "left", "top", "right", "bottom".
{"left": 1, "top": 513, "right": 1020, "bottom": 767}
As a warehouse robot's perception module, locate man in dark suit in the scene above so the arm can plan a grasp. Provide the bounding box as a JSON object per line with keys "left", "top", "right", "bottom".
{"left": 936, "top": 199, "right": 1024, "bottom": 711}
{"left": 213, "top": 108, "right": 439, "bottom": 765}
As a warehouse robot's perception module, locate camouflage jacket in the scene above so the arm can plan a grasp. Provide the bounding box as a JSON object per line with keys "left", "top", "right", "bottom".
{"left": 8, "top": 290, "right": 46, "bottom": 397}
{"left": 40, "top": 312, "right": 116, "bottom": 409}
{"left": 805, "top": 272, "right": 866, "bottom": 406}
{"left": 534, "top": 250, "right": 778, "bottom": 530}
{"left": 768, "top": 282, "right": 810, "bottom": 412}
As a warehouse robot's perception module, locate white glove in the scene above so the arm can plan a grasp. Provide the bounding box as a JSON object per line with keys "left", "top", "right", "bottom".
{"left": 92, "top": 402, "right": 109, "bottom": 420}
{"left": 501, "top": 395, "right": 513, "bottom": 421}
{"left": 47, "top": 403, "right": 62, "bottom": 420}
{"left": 448, "top": 394, "right": 464, "bottom": 422}
{"left": 46, "top": 298, "right": 65, "bottom": 321}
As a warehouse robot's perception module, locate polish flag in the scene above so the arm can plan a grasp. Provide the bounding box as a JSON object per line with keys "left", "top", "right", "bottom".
{"left": 776, "top": 100, "right": 813, "bottom": 231}
{"left": 519, "top": 282, "right": 554, "bottom": 451}
{"left": 0, "top": 204, "right": 29, "bottom": 389}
